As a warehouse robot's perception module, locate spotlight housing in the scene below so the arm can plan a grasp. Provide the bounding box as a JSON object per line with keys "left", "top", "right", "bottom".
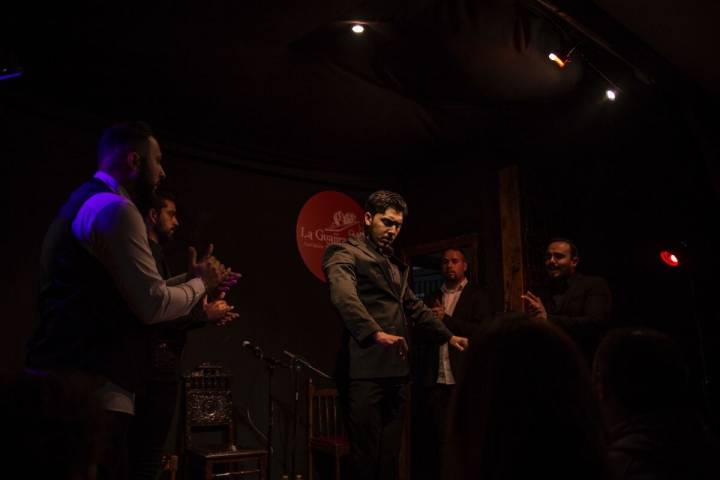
{"left": 660, "top": 250, "right": 680, "bottom": 268}
{"left": 548, "top": 53, "right": 566, "bottom": 68}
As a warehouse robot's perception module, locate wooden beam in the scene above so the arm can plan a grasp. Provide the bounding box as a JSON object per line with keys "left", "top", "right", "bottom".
{"left": 499, "top": 165, "right": 525, "bottom": 312}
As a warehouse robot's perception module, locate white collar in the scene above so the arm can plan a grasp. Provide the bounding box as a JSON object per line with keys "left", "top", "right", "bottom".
{"left": 441, "top": 277, "right": 468, "bottom": 294}
{"left": 94, "top": 171, "right": 130, "bottom": 199}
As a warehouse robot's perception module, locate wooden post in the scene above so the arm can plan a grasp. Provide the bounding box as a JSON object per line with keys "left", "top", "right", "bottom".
{"left": 499, "top": 165, "right": 525, "bottom": 312}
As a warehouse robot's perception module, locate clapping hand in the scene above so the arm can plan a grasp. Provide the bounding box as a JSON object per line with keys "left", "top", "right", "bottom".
{"left": 203, "top": 291, "right": 240, "bottom": 327}
{"left": 521, "top": 291, "right": 547, "bottom": 321}
{"left": 188, "top": 244, "right": 240, "bottom": 294}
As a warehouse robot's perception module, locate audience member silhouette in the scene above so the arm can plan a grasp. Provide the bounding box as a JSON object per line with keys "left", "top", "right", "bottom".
{"left": 0, "top": 369, "right": 103, "bottom": 480}
{"left": 593, "top": 327, "right": 720, "bottom": 480}
{"left": 444, "top": 313, "right": 609, "bottom": 480}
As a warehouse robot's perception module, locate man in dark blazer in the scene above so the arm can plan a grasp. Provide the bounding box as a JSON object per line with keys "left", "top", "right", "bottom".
{"left": 323, "top": 191, "right": 468, "bottom": 480}
{"left": 523, "top": 238, "right": 612, "bottom": 362}
{"left": 129, "top": 191, "right": 239, "bottom": 479}
{"left": 411, "top": 247, "right": 491, "bottom": 480}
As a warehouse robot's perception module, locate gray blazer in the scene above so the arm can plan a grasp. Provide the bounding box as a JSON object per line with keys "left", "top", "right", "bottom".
{"left": 323, "top": 234, "right": 452, "bottom": 379}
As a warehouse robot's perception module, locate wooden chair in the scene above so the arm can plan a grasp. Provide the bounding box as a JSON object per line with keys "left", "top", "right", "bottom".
{"left": 179, "top": 362, "right": 268, "bottom": 479}
{"left": 160, "top": 453, "right": 179, "bottom": 480}
{"left": 307, "top": 379, "right": 349, "bottom": 480}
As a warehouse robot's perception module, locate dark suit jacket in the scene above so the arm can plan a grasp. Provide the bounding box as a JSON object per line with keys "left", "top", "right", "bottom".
{"left": 538, "top": 272, "right": 612, "bottom": 360}
{"left": 414, "top": 283, "right": 491, "bottom": 387}
{"left": 323, "top": 235, "right": 452, "bottom": 380}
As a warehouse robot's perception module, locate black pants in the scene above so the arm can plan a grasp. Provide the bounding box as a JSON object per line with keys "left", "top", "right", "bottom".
{"left": 340, "top": 379, "right": 407, "bottom": 480}
{"left": 411, "top": 384, "right": 454, "bottom": 480}
{"left": 128, "top": 381, "right": 180, "bottom": 480}
{"left": 127, "top": 335, "right": 184, "bottom": 479}
{"left": 98, "top": 410, "right": 132, "bottom": 480}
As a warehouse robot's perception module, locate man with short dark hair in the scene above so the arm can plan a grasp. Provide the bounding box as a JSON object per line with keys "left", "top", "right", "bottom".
{"left": 26, "top": 121, "right": 237, "bottom": 480}
{"left": 128, "top": 190, "right": 239, "bottom": 479}
{"left": 522, "top": 238, "right": 611, "bottom": 361}
{"left": 323, "top": 190, "right": 469, "bottom": 480}
{"left": 412, "top": 247, "right": 491, "bottom": 480}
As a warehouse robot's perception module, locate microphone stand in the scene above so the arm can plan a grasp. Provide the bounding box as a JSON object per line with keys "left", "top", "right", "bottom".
{"left": 244, "top": 343, "right": 290, "bottom": 480}
{"left": 283, "top": 350, "right": 331, "bottom": 480}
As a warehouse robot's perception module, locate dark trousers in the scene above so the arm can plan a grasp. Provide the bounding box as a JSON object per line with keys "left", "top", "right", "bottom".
{"left": 98, "top": 411, "right": 132, "bottom": 480}
{"left": 128, "top": 381, "right": 180, "bottom": 479}
{"left": 411, "top": 384, "right": 454, "bottom": 480}
{"left": 340, "top": 379, "right": 407, "bottom": 480}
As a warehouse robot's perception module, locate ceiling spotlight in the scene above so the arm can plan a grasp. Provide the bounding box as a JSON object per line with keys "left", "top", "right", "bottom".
{"left": 548, "top": 53, "right": 566, "bottom": 68}
{"left": 351, "top": 24, "right": 365, "bottom": 34}
{"left": 605, "top": 89, "right": 617, "bottom": 101}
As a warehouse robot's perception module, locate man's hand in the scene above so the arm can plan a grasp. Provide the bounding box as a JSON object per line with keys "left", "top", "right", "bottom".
{"left": 189, "top": 244, "right": 237, "bottom": 290}
{"left": 203, "top": 293, "right": 239, "bottom": 326}
{"left": 521, "top": 290, "right": 547, "bottom": 321}
{"left": 373, "top": 331, "right": 409, "bottom": 359}
{"left": 431, "top": 298, "right": 445, "bottom": 321}
{"left": 449, "top": 336, "right": 469, "bottom": 351}
{"left": 216, "top": 272, "right": 241, "bottom": 294}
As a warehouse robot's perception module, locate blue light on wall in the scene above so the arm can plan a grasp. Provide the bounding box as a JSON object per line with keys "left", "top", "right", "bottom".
{"left": 0, "top": 69, "right": 23, "bottom": 81}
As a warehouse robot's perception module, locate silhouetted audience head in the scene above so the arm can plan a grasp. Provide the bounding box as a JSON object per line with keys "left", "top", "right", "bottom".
{"left": 593, "top": 327, "right": 720, "bottom": 480}
{"left": 445, "top": 313, "right": 608, "bottom": 480}
{"left": 0, "top": 370, "right": 102, "bottom": 479}
{"left": 593, "top": 327, "right": 689, "bottom": 422}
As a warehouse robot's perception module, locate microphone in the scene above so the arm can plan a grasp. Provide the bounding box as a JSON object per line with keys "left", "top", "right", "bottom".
{"left": 283, "top": 350, "right": 306, "bottom": 362}
{"left": 242, "top": 340, "right": 263, "bottom": 357}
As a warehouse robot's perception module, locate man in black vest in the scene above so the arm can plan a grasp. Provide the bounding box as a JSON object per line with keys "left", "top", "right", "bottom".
{"left": 26, "top": 121, "right": 238, "bottom": 480}
{"left": 523, "top": 238, "right": 611, "bottom": 362}
{"left": 412, "top": 247, "right": 491, "bottom": 480}
{"left": 323, "top": 191, "right": 469, "bottom": 480}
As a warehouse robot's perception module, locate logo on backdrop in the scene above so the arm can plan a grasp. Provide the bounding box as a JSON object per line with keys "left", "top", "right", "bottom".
{"left": 296, "top": 191, "right": 365, "bottom": 281}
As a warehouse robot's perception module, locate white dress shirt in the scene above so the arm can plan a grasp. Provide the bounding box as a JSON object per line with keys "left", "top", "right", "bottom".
{"left": 436, "top": 278, "right": 468, "bottom": 385}
{"left": 73, "top": 172, "right": 206, "bottom": 325}
{"left": 71, "top": 171, "right": 207, "bottom": 413}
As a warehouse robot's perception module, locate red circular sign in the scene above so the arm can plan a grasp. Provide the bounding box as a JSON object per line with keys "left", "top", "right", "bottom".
{"left": 296, "top": 191, "right": 365, "bottom": 281}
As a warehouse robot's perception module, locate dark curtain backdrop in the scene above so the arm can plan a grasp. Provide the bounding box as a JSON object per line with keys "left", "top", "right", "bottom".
{"left": 401, "top": 157, "right": 504, "bottom": 313}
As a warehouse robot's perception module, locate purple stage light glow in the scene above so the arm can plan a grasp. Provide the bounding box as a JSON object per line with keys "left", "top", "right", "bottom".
{"left": 0, "top": 71, "right": 23, "bottom": 81}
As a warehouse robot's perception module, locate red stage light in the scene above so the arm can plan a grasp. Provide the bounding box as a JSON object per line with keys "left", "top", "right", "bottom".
{"left": 660, "top": 250, "right": 680, "bottom": 267}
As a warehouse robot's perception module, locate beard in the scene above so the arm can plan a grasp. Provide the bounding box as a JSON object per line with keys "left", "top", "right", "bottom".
{"left": 130, "top": 161, "right": 158, "bottom": 212}
{"left": 156, "top": 228, "right": 175, "bottom": 245}
{"left": 547, "top": 267, "right": 571, "bottom": 281}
